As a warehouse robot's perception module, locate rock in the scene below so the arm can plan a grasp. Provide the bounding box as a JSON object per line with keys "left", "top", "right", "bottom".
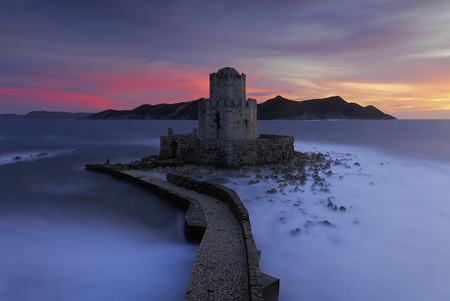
{"left": 327, "top": 201, "right": 334, "bottom": 208}
{"left": 354, "top": 162, "right": 360, "bottom": 166}
{"left": 320, "top": 220, "right": 333, "bottom": 226}
{"left": 237, "top": 171, "right": 250, "bottom": 178}
{"left": 291, "top": 228, "right": 301, "bottom": 235}
{"left": 285, "top": 173, "right": 300, "bottom": 180}
{"left": 333, "top": 205, "right": 338, "bottom": 211}
{"left": 339, "top": 206, "right": 346, "bottom": 211}
{"left": 256, "top": 173, "right": 262, "bottom": 179}
{"left": 13, "top": 156, "right": 22, "bottom": 160}
{"left": 248, "top": 179, "right": 257, "bottom": 185}
{"left": 266, "top": 188, "right": 277, "bottom": 194}
{"left": 37, "top": 152, "right": 47, "bottom": 156}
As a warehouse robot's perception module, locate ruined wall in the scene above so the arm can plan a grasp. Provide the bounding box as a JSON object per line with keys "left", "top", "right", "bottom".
{"left": 198, "top": 67, "right": 257, "bottom": 140}
{"left": 160, "top": 132, "right": 294, "bottom": 168}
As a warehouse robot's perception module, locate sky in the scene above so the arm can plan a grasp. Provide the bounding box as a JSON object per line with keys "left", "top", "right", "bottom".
{"left": 1, "top": 0, "right": 450, "bottom": 118}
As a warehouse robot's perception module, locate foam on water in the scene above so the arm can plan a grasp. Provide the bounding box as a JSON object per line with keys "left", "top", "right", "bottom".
{"left": 217, "top": 142, "right": 450, "bottom": 301}
{"left": 143, "top": 141, "right": 450, "bottom": 300}
{"left": 0, "top": 149, "right": 83, "bottom": 166}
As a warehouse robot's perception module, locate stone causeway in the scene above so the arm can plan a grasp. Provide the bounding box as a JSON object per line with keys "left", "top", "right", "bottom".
{"left": 85, "top": 164, "right": 279, "bottom": 301}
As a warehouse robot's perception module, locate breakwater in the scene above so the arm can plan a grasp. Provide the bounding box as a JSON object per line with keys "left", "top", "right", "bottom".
{"left": 85, "top": 164, "right": 279, "bottom": 301}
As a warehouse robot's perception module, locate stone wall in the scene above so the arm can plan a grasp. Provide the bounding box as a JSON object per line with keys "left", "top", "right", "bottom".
{"left": 166, "top": 173, "right": 269, "bottom": 301}
{"left": 198, "top": 98, "right": 257, "bottom": 140}
{"left": 85, "top": 164, "right": 279, "bottom": 301}
{"left": 198, "top": 67, "right": 257, "bottom": 140}
{"left": 159, "top": 132, "right": 294, "bottom": 168}
{"left": 210, "top": 67, "right": 246, "bottom": 106}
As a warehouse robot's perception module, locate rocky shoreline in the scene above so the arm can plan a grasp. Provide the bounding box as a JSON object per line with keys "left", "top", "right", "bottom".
{"left": 88, "top": 150, "right": 355, "bottom": 228}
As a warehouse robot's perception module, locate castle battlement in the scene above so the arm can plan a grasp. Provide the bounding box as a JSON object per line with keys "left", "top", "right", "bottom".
{"left": 200, "top": 97, "right": 257, "bottom": 109}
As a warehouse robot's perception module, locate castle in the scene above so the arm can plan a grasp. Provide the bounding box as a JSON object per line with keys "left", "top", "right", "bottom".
{"left": 159, "top": 67, "right": 294, "bottom": 167}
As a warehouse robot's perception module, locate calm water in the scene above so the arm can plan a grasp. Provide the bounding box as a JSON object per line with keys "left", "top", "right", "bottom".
{"left": 1, "top": 119, "right": 450, "bottom": 300}
{"left": 258, "top": 119, "right": 450, "bottom": 163}
{"left": 0, "top": 120, "right": 198, "bottom": 301}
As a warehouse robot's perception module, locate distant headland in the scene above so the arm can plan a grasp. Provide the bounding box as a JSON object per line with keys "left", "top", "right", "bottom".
{"left": 0, "top": 111, "right": 92, "bottom": 120}
{"left": 82, "top": 95, "right": 395, "bottom": 120}
{"left": 0, "top": 95, "right": 396, "bottom": 120}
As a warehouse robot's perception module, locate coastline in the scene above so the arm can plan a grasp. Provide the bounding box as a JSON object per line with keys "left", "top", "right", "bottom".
{"left": 2, "top": 119, "right": 450, "bottom": 300}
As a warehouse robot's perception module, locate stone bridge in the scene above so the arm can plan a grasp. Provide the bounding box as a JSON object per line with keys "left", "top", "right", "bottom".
{"left": 85, "top": 164, "right": 279, "bottom": 301}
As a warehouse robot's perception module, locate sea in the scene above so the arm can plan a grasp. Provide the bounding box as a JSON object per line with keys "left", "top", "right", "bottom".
{"left": 1, "top": 119, "right": 450, "bottom": 301}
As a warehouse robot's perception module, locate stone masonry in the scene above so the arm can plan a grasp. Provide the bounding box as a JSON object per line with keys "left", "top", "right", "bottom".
{"left": 159, "top": 67, "right": 294, "bottom": 168}
{"left": 84, "top": 164, "right": 280, "bottom": 300}
{"left": 199, "top": 67, "right": 257, "bottom": 140}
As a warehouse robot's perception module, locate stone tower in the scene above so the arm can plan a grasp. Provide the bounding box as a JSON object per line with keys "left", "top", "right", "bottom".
{"left": 158, "top": 67, "right": 294, "bottom": 167}
{"left": 198, "top": 67, "right": 257, "bottom": 140}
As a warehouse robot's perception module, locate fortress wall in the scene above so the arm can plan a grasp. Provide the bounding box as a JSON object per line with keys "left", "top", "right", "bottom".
{"left": 160, "top": 134, "right": 294, "bottom": 167}
{"left": 167, "top": 173, "right": 272, "bottom": 301}
{"left": 198, "top": 99, "right": 257, "bottom": 140}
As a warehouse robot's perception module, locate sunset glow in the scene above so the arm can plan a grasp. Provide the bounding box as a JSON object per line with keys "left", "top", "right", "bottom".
{"left": 1, "top": 0, "right": 450, "bottom": 118}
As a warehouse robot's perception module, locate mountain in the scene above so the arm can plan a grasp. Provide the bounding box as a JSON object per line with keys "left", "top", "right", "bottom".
{"left": 2, "top": 96, "right": 395, "bottom": 120}
{"left": 0, "top": 111, "right": 93, "bottom": 119}
{"left": 82, "top": 95, "right": 395, "bottom": 120}
{"left": 258, "top": 95, "right": 396, "bottom": 120}
{"left": 82, "top": 99, "right": 200, "bottom": 120}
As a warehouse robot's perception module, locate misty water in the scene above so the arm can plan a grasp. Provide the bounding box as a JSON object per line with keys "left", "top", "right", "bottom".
{"left": 1, "top": 119, "right": 450, "bottom": 300}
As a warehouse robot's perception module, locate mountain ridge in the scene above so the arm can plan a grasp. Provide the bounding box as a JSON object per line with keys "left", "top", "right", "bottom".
{"left": 82, "top": 95, "right": 396, "bottom": 120}
{"left": 1, "top": 96, "right": 396, "bottom": 120}
{"left": 0, "top": 111, "right": 93, "bottom": 119}
{"left": 258, "top": 95, "right": 395, "bottom": 120}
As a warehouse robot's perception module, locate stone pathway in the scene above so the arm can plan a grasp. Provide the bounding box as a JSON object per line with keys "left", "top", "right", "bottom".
{"left": 183, "top": 190, "right": 249, "bottom": 300}
{"left": 116, "top": 170, "right": 250, "bottom": 300}
{"left": 84, "top": 165, "right": 280, "bottom": 300}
